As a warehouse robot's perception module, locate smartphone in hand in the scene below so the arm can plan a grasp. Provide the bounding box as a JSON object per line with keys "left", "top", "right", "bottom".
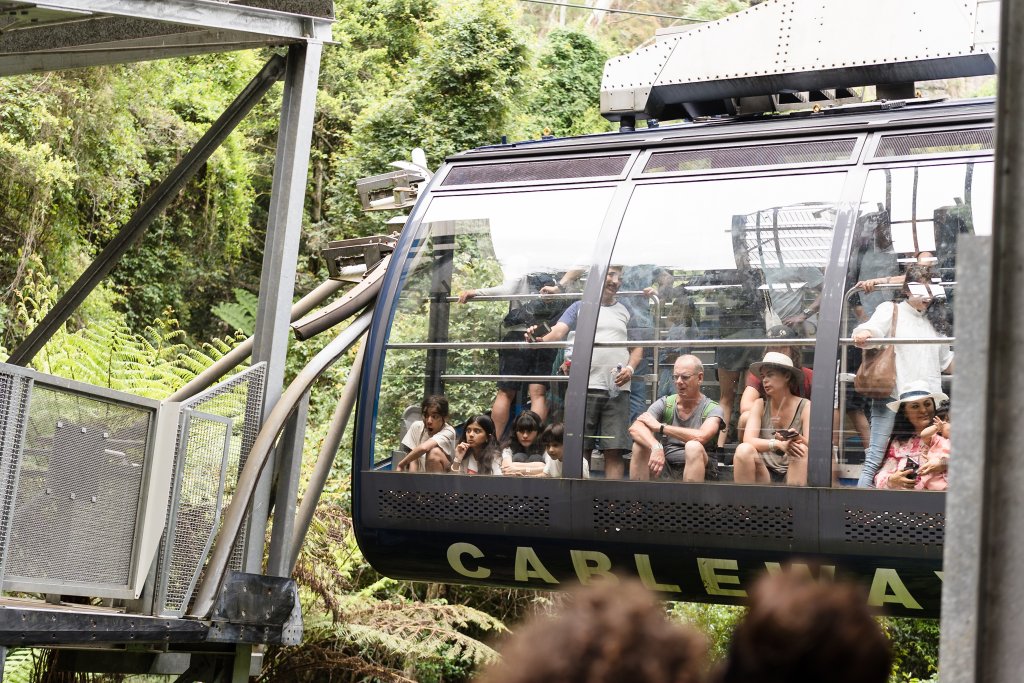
{"left": 774, "top": 429, "right": 800, "bottom": 441}
{"left": 535, "top": 321, "right": 552, "bottom": 337}
{"left": 904, "top": 458, "right": 920, "bottom": 480}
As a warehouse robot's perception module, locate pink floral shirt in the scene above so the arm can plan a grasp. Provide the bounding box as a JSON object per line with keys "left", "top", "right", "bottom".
{"left": 874, "top": 435, "right": 950, "bottom": 491}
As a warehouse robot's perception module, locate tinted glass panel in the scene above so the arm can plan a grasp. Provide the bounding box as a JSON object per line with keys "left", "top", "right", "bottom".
{"left": 376, "top": 187, "right": 615, "bottom": 475}
{"left": 584, "top": 173, "right": 846, "bottom": 484}
{"left": 837, "top": 161, "right": 993, "bottom": 488}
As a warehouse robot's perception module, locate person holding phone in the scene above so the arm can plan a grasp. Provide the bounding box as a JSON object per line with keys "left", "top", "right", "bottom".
{"left": 874, "top": 382, "right": 950, "bottom": 491}
{"left": 525, "top": 265, "right": 642, "bottom": 479}
{"left": 733, "top": 352, "right": 811, "bottom": 486}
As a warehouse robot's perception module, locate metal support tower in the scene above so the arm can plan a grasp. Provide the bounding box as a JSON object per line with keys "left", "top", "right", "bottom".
{"left": 245, "top": 42, "right": 323, "bottom": 576}
{"left": 940, "top": 1, "right": 1024, "bottom": 681}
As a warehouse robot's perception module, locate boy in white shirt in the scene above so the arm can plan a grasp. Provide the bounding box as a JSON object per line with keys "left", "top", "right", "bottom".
{"left": 541, "top": 423, "right": 590, "bottom": 478}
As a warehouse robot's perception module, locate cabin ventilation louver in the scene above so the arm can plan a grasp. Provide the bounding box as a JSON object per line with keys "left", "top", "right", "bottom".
{"left": 844, "top": 509, "right": 944, "bottom": 547}
{"left": 378, "top": 489, "right": 551, "bottom": 527}
{"left": 873, "top": 128, "right": 993, "bottom": 159}
{"left": 592, "top": 499, "right": 794, "bottom": 540}
{"left": 644, "top": 139, "right": 858, "bottom": 174}
{"left": 441, "top": 155, "right": 629, "bottom": 186}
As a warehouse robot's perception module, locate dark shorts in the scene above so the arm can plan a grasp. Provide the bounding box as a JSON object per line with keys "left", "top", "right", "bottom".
{"left": 716, "top": 327, "right": 764, "bottom": 372}
{"left": 661, "top": 451, "right": 720, "bottom": 482}
{"left": 583, "top": 390, "right": 632, "bottom": 451}
{"left": 497, "top": 331, "right": 557, "bottom": 391}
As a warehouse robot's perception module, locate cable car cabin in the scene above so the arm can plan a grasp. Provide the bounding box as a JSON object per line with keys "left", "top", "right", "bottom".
{"left": 353, "top": 96, "right": 992, "bottom": 616}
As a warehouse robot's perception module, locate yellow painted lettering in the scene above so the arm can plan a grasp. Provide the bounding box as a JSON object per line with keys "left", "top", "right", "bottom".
{"left": 514, "top": 546, "right": 558, "bottom": 584}
{"left": 570, "top": 550, "right": 617, "bottom": 585}
{"left": 635, "top": 554, "right": 681, "bottom": 592}
{"left": 447, "top": 542, "right": 490, "bottom": 579}
{"left": 868, "top": 568, "right": 922, "bottom": 610}
{"left": 764, "top": 562, "right": 835, "bottom": 581}
{"left": 697, "top": 558, "right": 747, "bottom": 597}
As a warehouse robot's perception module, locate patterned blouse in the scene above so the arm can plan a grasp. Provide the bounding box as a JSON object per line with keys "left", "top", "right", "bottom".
{"left": 874, "top": 434, "right": 950, "bottom": 491}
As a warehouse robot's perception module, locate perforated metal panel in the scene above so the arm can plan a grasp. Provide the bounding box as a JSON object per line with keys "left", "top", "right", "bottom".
{"left": 0, "top": 369, "right": 31, "bottom": 582}
{"left": 6, "top": 386, "right": 151, "bottom": 587}
{"left": 377, "top": 489, "right": 551, "bottom": 527}
{"left": 644, "top": 139, "right": 857, "bottom": 173}
{"left": 441, "top": 155, "right": 629, "bottom": 186}
{"left": 155, "top": 363, "right": 266, "bottom": 616}
{"left": 844, "top": 508, "right": 944, "bottom": 546}
{"left": 592, "top": 498, "right": 794, "bottom": 539}
{"left": 873, "top": 128, "right": 993, "bottom": 158}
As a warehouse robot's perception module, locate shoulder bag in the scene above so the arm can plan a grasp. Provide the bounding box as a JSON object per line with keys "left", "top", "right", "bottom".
{"left": 854, "top": 303, "right": 899, "bottom": 400}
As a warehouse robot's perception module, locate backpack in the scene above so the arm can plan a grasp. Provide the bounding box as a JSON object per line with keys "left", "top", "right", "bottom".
{"left": 662, "top": 395, "right": 721, "bottom": 448}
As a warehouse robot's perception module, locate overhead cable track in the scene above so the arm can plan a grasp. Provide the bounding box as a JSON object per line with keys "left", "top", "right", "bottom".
{"left": 517, "top": 0, "right": 703, "bottom": 22}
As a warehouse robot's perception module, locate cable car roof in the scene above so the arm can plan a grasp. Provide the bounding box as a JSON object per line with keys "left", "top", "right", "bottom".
{"left": 599, "top": 0, "right": 998, "bottom": 121}
{"left": 448, "top": 97, "right": 995, "bottom": 163}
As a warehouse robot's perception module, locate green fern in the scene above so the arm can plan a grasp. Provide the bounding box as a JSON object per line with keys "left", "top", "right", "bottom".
{"left": 261, "top": 499, "right": 506, "bottom": 682}
{"left": 3, "top": 648, "right": 37, "bottom": 683}
{"left": 211, "top": 287, "right": 259, "bottom": 335}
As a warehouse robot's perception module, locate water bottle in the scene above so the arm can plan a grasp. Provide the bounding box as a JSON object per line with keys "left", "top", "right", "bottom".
{"left": 608, "top": 364, "right": 622, "bottom": 398}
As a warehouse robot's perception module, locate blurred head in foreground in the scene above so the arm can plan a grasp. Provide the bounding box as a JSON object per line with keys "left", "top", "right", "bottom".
{"left": 718, "top": 571, "right": 893, "bottom": 683}
{"left": 478, "top": 578, "right": 707, "bottom": 683}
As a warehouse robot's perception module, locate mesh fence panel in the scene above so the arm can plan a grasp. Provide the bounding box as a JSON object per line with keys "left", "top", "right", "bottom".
{"left": 155, "top": 363, "right": 266, "bottom": 616}
{"left": 0, "top": 369, "right": 32, "bottom": 582}
{"left": 6, "top": 386, "right": 151, "bottom": 587}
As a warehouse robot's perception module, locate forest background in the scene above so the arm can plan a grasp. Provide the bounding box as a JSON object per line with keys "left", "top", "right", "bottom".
{"left": 0, "top": 0, "right": 986, "bottom": 680}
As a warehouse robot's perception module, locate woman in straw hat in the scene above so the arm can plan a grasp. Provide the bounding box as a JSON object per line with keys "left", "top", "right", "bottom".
{"left": 734, "top": 352, "right": 810, "bottom": 486}
{"left": 873, "top": 381, "right": 950, "bottom": 491}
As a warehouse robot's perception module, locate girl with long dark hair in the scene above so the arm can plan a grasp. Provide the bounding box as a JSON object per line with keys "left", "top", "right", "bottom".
{"left": 451, "top": 414, "right": 502, "bottom": 475}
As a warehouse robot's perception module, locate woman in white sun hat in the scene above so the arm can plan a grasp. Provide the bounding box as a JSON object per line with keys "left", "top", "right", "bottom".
{"left": 873, "top": 381, "right": 950, "bottom": 491}
{"left": 734, "top": 351, "right": 810, "bottom": 486}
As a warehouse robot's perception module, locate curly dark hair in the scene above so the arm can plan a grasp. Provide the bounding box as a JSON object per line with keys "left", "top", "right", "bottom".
{"left": 478, "top": 579, "right": 707, "bottom": 683}
{"left": 718, "top": 571, "right": 892, "bottom": 683}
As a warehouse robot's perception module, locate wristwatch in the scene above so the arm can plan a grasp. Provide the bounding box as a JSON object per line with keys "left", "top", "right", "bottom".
{"left": 769, "top": 438, "right": 784, "bottom": 455}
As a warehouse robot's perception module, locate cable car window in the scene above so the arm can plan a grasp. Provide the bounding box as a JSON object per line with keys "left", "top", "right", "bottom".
{"left": 837, "top": 161, "right": 992, "bottom": 488}
{"left": 376, "top": 187, "right": 616, "bottom": 471}
{"left": 582, "top": 172, "right": 846, "bottom": 483}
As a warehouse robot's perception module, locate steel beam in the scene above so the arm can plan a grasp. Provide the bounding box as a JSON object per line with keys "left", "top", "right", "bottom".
{"left": 3, "top": 0, "right": 333, "bottom": 41}
{"left": 0, "top": 37, "right": 283, "bottom": 77}
{"left": 266, "top": 393, "right": 310, "bottom": 578}
{"left": 244, "top": 41, "right": 322, "bottom": 574}
{"left": 288, "top": 339, "right": 365, "bottom": 572}
{"left": 6, "top": 53, "right": 287, "bottom": 366}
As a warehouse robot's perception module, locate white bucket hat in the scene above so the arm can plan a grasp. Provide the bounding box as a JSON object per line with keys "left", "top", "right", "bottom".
{"left": 886, "top": 380, "right": 949, "bottom": 412}
{"left": 749, "top": 351, "right": 798, "bottom": 383}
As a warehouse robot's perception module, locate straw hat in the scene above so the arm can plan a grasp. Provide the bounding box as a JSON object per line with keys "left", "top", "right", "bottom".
{"left": 886, "top": 380, "right": 949, "bottom": 412}
{"left": 749, "top": 351, "right": 799, "bottom": 382}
